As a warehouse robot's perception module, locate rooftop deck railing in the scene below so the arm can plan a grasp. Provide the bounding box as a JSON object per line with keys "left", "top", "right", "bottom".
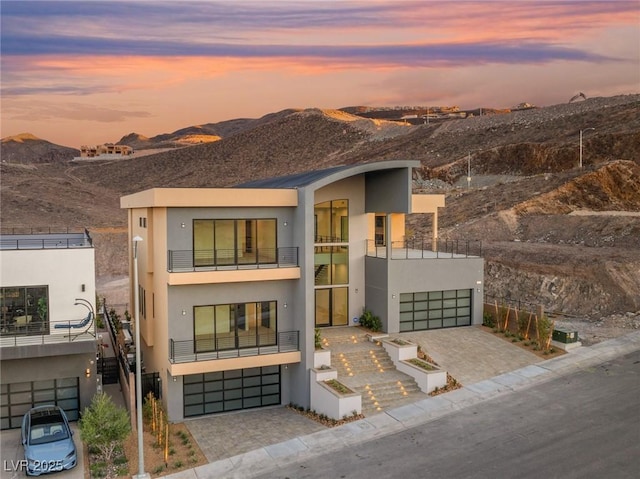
{"left": 0, "top": 230, "right": 93, "bottom": 250}
{"left": 366, "top": 238, "right": 482, "bottom": 259}
{"left": 169, "top": 330, "right": 299, "bottom": 363}
{"left": 168, "top": 246, "right": 298, "bottom": 272}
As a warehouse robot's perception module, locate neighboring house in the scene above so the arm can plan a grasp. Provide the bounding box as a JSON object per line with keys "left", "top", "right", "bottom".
{"left": 120, "top": 160, "right": 484, "bottom": 422}
{"left": 0, "top": 230, "right": 98, "bottom": 429}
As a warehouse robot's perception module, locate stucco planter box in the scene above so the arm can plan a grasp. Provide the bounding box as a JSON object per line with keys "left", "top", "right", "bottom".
{"left": 366, "top": 332, "right": 389, "bottom": 343}
{"left": 314, "top": 348, "right": 332, "bottom": 368}
{"left": 310, "top": 368, "right": 361, "bottom": 420}
{"left": 397, "top": 359, "right": 447, "bottom": 394}
{"left": 382, "top": 338, "right": 418, "bottom": 362}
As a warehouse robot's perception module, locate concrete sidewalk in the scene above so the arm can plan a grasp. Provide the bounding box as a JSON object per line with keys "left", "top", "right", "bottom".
{"left": 168, "top": 329, "right": 640, "bottom": 479}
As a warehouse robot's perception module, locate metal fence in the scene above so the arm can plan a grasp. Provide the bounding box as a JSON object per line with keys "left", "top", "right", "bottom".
{"left": 366, "top": 238, "right": 482, "bottom": 259}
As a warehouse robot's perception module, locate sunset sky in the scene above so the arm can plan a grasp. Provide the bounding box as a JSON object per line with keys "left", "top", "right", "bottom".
{"left": 1, "top": 0, "right": 638, "bottom": 148}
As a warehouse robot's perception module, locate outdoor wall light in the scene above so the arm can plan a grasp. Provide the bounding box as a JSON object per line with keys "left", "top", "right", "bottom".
{"left": 181, "top": 222, "right": 186, "bottom": 228}
{"left": 173, "top": 376, "right": 177, "bottom": 382}
{"left": 283, "top": 221, "right": 288, "bottom": 226}
{"left": 85, "top": 368, "right": 91, "bottom": 378}
{"left": 283, "top": 303, "right": 288, "bottom": 309}
{"left": 182, "top": 310, "right": 187, "bottom": 316}
{"left": 81, "top": 284, "right": 86, "bottom": 292}
{"left": 392, "top": 294, "right": 396, "bottom": 299}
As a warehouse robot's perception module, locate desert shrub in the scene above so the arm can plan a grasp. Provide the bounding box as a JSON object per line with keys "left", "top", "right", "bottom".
{"left": 482, "top": 312, "right": 496, "bottom": 328}
{"left": 79, "top": 393, "right": 130, "bottom": 463}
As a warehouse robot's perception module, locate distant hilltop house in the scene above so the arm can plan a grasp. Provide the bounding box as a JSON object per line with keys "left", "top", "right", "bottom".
{"left": 78, "top": 143, "right": 134, "bottom": 159}
{"left": 513, "top": 102, "right": 537, "bottom": 110}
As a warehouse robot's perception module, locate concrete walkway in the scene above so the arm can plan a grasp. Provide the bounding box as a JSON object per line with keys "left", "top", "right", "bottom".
{"left": 169, "top": 328, "right": 640, "bottom": 479}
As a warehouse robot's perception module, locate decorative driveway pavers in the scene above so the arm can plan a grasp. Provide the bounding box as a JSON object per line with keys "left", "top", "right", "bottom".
{"left": 398, "top": 326, "right": 542, "bottom": 386}
{"left": 184, "top": 406, "right": 325, "bottom": 463}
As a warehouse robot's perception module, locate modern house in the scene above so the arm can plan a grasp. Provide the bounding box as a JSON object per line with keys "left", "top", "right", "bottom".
{"left": 120, "top": 160, "right": 484, "bottom": 422}
{"left": 0, "top": 230, "right": 98, "bottom": 429}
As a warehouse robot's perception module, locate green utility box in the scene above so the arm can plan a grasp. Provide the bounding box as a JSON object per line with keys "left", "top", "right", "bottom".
{"left": 552, "top": 329, "right": 579, "bottom": 344}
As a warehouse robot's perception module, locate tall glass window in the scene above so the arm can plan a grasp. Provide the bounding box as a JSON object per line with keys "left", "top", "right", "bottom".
{"left": 194, "top": 301, "right": 277, "bottom": 352}
{"left": 193, "top": 219, "right": 276, "bottom": 267}
{"left": 314, "top": 199, "right": 349, "bottom": 327}
{"left": 314, "top": 200, "right": 348, "bottom": 243}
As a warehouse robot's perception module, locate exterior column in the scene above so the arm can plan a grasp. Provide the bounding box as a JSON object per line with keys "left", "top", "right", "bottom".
{"left": 432, "top": 210, "right": 438, "bottom": 251}
{"left": 386, "top": 213, "right": 392, "bottom": 259}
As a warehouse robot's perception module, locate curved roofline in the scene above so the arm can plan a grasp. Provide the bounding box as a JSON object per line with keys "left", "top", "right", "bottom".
{"left": 236, "top": 160, "right": 420, "bottom": 190}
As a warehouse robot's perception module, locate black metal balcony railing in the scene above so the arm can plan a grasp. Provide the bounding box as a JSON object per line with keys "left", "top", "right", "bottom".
{"left": 0, "top": 318, "right": 96, "bottom": 346}
{"left": 169, "top": 330, "right": 299, "bottom": 363}
{"left": 167, "top": 247, "right": 298, "bottom": 272}
{"left": 0, "top": 236, "right": 93, "bottom": 250}
{"left": 366, "top": 238, "right": 482, "bottom": 259}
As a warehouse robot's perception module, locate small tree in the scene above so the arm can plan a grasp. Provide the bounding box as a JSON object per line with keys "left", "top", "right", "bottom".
{"left": 79, "top": 393, "right": 131, "bottom": 462}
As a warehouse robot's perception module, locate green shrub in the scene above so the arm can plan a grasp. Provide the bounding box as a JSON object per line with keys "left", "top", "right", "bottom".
{"left": 314, "top": 328, "right": 322, "bottom": 349}
{"left": 482, "top": 312, "right": 496, "bottom": 328}
{"left": 359, "top": 309, "right": 382, "bottom": 332}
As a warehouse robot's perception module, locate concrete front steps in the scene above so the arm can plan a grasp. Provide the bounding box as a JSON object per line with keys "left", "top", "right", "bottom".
{"left": 320, "top": 327, "right": 428, "bottom": 416}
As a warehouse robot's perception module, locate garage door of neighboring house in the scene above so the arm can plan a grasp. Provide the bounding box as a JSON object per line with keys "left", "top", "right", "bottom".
{"left": 399, "top": 289, "right": 472, "bottom": 332}
{"left": 183, "top": 366, "right": 280, "bottom": 418}
{"left": 1, "top": 377, "right": 80, "bottom": 429}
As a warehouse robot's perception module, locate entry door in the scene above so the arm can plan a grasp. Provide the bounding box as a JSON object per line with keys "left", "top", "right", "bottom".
{"left": 314, "top": 287, "right": 348, "bottom": 327}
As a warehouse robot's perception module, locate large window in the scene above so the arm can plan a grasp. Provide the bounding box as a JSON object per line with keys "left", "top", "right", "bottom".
{"left": 0, "top": 286, "right": 49, "bottom": 336}
{"left": 193, "top": 219, "right": 276, "bottom": 267}
{"left": 194, "top": 301, "right": 277, "bottom": 352}
{"left": 314, "top": 246, "right": 349, "bottom": 286}
{"left": 315, "top": 200, "right": 348, "bottom": 242}
{"left": 399, "top": 289, "right": 472, "bottom": 331}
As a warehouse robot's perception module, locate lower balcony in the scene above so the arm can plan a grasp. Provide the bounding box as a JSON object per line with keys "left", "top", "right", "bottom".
{"left": 0, "top": 316, "right": 96, "bottom": 347}
{"left": 169, "top": 330, "right": 300, "bottom": 364}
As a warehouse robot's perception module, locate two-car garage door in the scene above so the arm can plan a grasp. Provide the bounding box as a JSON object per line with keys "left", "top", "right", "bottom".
{"left": 399, "top": 289, "right": 472, "bottom": 332}
{"left": 1, "top": 377, "right": 80, "bottom": 430}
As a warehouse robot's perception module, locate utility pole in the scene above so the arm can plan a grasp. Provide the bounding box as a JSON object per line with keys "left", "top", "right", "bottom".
{"left": 467, "top": 152, "right": 471, "bottom": 189}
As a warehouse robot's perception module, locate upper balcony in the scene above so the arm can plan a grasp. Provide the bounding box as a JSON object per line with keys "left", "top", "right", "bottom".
{"left": 167, "top": 246, "right": 298, "bottom": 272}
{"left": 366, "top": 238, "right": 482, "bottom": 259}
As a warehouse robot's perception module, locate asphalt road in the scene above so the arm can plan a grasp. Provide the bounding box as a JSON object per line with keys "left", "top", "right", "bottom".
{"left": 257, "top": 350, "right": 640, "bottom": 479}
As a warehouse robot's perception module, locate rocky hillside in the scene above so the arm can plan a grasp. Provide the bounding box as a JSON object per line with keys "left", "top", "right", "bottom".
{"left": 1, "top": 133, "right": 79, "bottom": 163}
{"left": 1, "top": 94, "right": 639, "bottom": 328}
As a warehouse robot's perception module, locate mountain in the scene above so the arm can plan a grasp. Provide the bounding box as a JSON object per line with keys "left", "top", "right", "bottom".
{"left": 1, "top": 94, "right": 639, "bottom": 322}
{"left": 1, "top": 133, "right": 79, "bottom": 163}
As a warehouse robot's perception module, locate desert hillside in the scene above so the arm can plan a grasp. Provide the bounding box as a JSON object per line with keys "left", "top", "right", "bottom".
{"left": 1, "top": 94, "right": 639, "bottom": 342}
